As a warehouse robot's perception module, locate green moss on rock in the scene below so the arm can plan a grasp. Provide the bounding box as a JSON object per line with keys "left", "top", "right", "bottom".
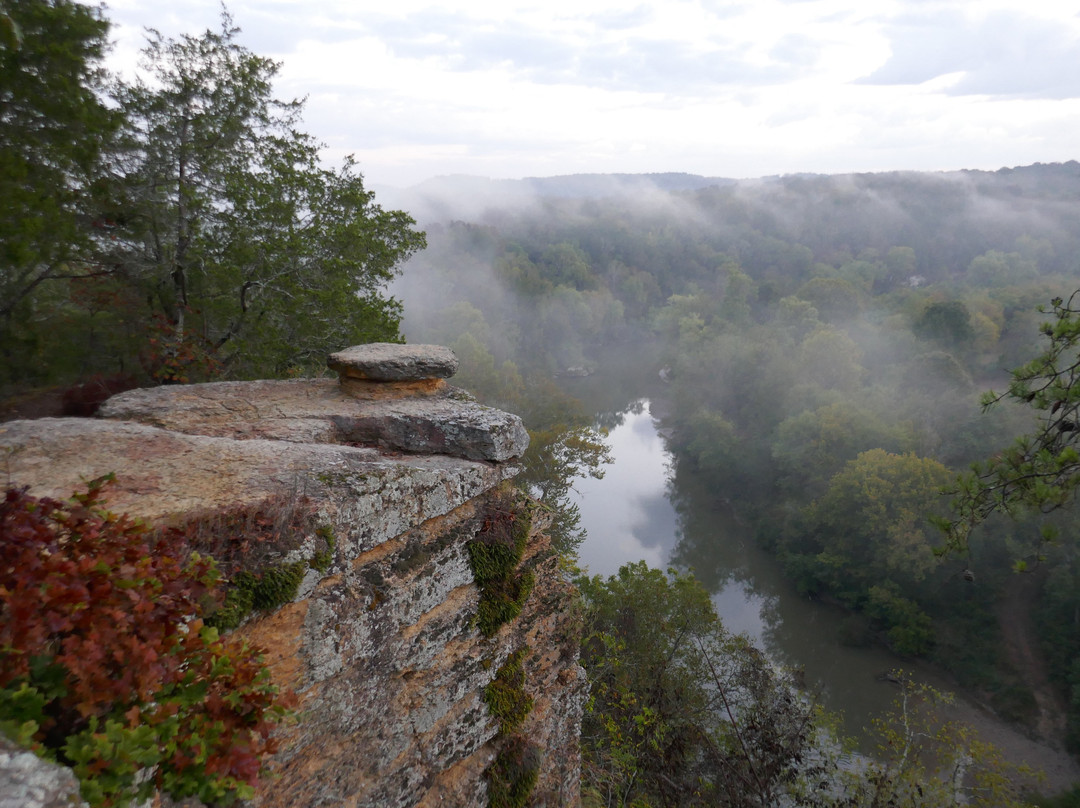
{"left": 474, "top": 570, "right": 535, "bottom": 637}
{"left": 207, "top": 560, "right": 307, "bottom": 631}
{"left": 483, "top": 648, "right": 534, "bottom": 736}
{"left": 485, "top": 735, "right": 541, "bottom": 808}
{"left": 310, "top": 525, "right": 337, "bottom": 574}
{"left": 468, "top": 494, "right": 535, "bottom": 637}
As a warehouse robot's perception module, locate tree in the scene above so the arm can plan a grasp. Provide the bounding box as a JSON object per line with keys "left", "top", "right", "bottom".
{"left": 826, "top": 677, "right": 1039, "bottom": 808}
{"left": 103, "top": 13, "right": 424, "bottom": 379}
{"left": 914, "top": 300, "right": 975, "bottom": 348}
{"left": 771, "top": 401, "right": 910, "bottom": 496}
{"left": 790, "top": 450, "right": 952, "bottom": 653}
{"left": 941, "top": 291, "right": 1080, "bottom": 558}
{"left": 578, "top": 566, "right": 1039, "bottom": 808}
{"left": 794, "top": 277, "right": 862, "bottom": 323}
{"left": 0, "top": 0, "right": 119, "bottom": 382}
{"left": 514, "top": 377, "right": 611, "bottom": 556}
{"left": 579, "top": 562, "right": 822, "bottom": 808}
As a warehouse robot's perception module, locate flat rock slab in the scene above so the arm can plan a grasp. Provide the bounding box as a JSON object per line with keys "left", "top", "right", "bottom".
{"left": 329, "top": 343, "right": 459, "bottom": 382}
{"left": 0, "top": 418, "right": 516, "bottom": 557}
{"left": 99, "top": 379, "right": 529, "bottom": 463}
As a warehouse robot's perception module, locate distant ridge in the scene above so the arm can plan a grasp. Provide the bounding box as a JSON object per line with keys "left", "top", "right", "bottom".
{"left": 516, "top": 172, "right": 737, "bottom": 197}
{"left": 376, "top": 161, "right": 1080, "bottom": 226}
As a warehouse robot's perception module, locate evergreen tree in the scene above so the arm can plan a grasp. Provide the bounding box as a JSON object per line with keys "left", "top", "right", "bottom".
{"left": 0, "top": 0, "right": 119, "bottom": 382}
{"left": 103, "top": 12, "right": 425, "bottom": 379}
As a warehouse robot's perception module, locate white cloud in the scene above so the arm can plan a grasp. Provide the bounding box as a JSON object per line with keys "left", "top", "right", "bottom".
{"left": 102, "top": 0, "right": 1080, "bottom": 186}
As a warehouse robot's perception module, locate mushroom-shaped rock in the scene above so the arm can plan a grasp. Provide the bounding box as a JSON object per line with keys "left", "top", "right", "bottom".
{"left": 329, "top": 344, "right": 459, "bottom": 382}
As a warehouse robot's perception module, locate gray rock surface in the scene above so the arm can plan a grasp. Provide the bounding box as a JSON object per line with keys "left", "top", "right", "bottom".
{"left": 0, "top": 418, "right": 515, "bottom": 544}
{"left": 0, "top": 736, "right": 86, "bottom": 808}
{"left": 98, "top": 378, "right": 528, "bottom": 463}
{"left": 328, "top": 343, "right": 459, "bottom": 381}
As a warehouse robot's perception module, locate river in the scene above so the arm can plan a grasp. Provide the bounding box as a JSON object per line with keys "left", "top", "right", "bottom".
{"left": 569, "top": 397, "right": 1080, "bottom": 791}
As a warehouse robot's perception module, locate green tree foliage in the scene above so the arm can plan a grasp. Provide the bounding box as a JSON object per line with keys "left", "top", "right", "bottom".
{"left": 967, "top": 249, "right": 1039, "bottom": 287}
{"left": 579, "top": 563, "right": 822, "bottom": 808}
{"left": 789, "top": 450, "right": 953, "bottom": 653}
{"left": 0, "top": 7, "right": 422, "bottom": 388}
{"left": 0, "top": 0, "right": 119, "bottom": 382}
{"left": 942, "top": 291, "right": 1080, "bottom": 556}
{"left": 914, "top": 300, "right": 975, "bottom": 348}
{"left": 795, "top": 327, "right": 864, "bottom": 392}
{"left": 579, "top": 566, "right": 1040, "bottom": 808}
{"left": 771, "top": 401, "right": 910, "bottom": 496}
{"left": 794, "top": 277, "right": 862, "bottom": 323}
{"left": 104, "top": 14, "right": 424, "bottom": 378}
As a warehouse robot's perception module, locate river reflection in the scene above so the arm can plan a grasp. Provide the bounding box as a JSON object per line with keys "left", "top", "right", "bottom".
{"left": 569, "top": 398, "right": 1080, "bottom": 783}
{"left": 571, "top": 399, "right": 912, "bottom": 740}
{"left": 573, "top": 402, "right": 678, "bottom": 576}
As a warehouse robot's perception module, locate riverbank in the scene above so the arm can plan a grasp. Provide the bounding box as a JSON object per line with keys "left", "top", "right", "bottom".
{"left": 571, "top": 395, "right": 1080, "bottom": 797}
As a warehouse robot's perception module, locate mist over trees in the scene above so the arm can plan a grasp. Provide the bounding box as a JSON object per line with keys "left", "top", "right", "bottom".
{"left": 393, "top": 162, "right": 1080, "bottom": 761}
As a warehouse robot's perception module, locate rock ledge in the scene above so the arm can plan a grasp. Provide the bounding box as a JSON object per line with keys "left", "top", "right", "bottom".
{"left": 328, "top": 343, "right": 459, "bottom": 382}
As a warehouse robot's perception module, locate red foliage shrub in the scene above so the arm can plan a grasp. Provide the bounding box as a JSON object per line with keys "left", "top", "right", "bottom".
{"left": 0, "top": 475, "right": 294, "bottom": 806}
{"left": 60, "top": 374, "right": 138, "bottom": 417}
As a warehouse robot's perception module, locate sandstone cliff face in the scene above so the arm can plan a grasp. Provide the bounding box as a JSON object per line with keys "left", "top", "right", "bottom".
{"left": 0, "top": 345, "right": 586, "bottom": 808}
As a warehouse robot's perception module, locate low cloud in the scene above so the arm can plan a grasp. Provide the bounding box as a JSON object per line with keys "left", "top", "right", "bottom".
{"left": 861, "top": 9, "right": 1080, "bottom": 99}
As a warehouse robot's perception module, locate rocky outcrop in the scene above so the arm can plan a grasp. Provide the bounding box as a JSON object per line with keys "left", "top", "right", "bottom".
{"left": 0, "top": 344, "right": 585, "bottom": 808}
{"left": 0, "top": 737, "right": 87, "bottom": 808}
{"left": 328, "top": 342, "right": 460, "bottom": 381}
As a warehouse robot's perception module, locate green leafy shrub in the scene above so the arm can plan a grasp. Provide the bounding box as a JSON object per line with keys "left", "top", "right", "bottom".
{"left": 0, "top": 476, "right": 294, "bottom": 807}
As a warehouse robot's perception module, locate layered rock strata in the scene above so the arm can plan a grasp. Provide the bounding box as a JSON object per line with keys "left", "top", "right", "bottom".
{"left": 0, "top": 344, "right": 585, "bottom": 808}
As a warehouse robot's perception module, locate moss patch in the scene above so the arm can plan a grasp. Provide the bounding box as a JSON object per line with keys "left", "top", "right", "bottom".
{"left": 207, "top": 560, "right": 308, "bottom": 631}
{"left": 483, "top": 648, "right": 534, "bottom": 736}
{"left": 485, "top": 735, "right": 541, "bottom": 808}
{"left": 202, "top": 517, "right": 336, "bottom": 631}
{"left": 468, "top": 494, "right": 535, "bottom": 637}
{"left": 310, "top": 524, "right": 337, "bottom": 574}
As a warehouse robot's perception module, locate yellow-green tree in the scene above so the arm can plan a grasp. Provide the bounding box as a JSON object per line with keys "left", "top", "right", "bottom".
{"left": 792, "top": 450, "right": 952, "bottom": 654}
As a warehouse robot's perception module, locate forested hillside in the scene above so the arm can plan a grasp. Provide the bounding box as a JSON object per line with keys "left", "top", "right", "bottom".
{"left": 8, "top": 3, "right": 1080, "bottom": 803}
{"left": 396, "top": 162, "right": 1080, "bottom": 758}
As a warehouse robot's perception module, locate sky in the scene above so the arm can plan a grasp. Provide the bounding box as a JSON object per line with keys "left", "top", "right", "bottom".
{"left": 103, "top": 0, "right": 1080, "bottom": 189}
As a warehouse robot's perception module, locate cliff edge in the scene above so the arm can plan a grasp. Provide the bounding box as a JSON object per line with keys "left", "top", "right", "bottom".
{"left": 0, "top": 344, "right": 586, "bottom": 808}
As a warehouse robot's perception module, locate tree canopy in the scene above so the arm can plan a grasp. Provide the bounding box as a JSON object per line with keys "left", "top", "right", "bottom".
{"left": 942, "top": 291, "right": 1080, "bottom": 559}
{"left": 0, "top": 0, "right": 119, "bottom": 380}
{"left": 0, "top": 4, "right": 424, "bottom": 387}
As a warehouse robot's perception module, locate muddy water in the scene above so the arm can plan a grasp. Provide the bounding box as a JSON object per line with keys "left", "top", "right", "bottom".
{"left": 570, "top": 399, "right": 1080, "bottom": 791}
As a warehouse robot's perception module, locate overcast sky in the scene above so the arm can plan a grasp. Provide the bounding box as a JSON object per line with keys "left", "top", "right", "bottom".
{"left": 104, "top": 0, "right": 1080, "bottom": 189}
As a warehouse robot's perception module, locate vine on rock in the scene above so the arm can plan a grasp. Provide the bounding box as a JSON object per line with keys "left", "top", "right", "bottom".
{"left": 0, "top": 475, "right": 294, "bottom": 807}
{"left": 485, "top": 734, "right": 542, "bottom": 808}
{"left": 470, "top": 489, "right": 544, "bottom": 808}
